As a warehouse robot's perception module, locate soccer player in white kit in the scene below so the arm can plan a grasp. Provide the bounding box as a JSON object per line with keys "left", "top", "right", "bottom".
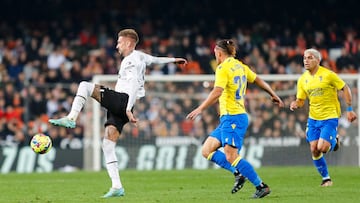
{"left": 49, "top": 28, "right": 187, "bottom": 198}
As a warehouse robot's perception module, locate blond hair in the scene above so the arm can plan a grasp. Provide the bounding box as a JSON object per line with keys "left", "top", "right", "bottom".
{"left": 118, "top": 29, "right": 139, "bottom": 44}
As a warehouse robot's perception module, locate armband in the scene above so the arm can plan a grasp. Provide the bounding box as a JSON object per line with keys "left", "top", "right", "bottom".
{"left": 347, "top": 106, "right": 353, "bottom": 112}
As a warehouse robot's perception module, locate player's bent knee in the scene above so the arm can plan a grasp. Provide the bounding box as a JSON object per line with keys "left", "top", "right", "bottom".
{"left": 105, "top": 125, "right": 120, "bottom": 141}
{"left": 225, "top": 153, "right": 238, "bottom": 164}
{"left": 317, "top": 143, "right": 331, "bottom": 153}
{"left": 201, "top": 148, "right": 211, "bottom": 159}
{"left": 319, "top": 146, "right": 330, "bottom": 153}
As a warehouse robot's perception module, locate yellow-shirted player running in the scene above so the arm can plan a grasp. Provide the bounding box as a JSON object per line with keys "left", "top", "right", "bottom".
{"left": 187, "top": 39, "right": 284, "bottom": 198}
{"left": 290, "top": 48, "right": 357, "bottom": 187}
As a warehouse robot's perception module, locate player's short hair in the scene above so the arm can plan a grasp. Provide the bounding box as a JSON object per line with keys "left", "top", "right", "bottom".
{"left": 216, "top": 39, "right": 236, "bottom": 57}
{"left": 304, "top": 48, "right": 322, "bottom": 61}
{"left": 118, "top": 29, "right": 139, "bottom": 44}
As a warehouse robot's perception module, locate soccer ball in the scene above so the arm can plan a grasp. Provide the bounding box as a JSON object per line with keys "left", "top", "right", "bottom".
{"left": 30, "top": 133, "right": 52, "bottom": 154}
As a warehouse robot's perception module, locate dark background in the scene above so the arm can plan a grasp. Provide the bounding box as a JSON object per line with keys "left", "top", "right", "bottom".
{"left": 1, "top": 0, "right": 359, "bottom": 30}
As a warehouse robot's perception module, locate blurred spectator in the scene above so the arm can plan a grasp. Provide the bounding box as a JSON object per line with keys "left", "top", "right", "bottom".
{"left": 47, "top": 46, "right": 66, "bottom": 70}
{"left": 28, "top": 87, "right": 47, "bottom": 119}
{"left": 7, "top": 57, "right": 23, "bottom": 80}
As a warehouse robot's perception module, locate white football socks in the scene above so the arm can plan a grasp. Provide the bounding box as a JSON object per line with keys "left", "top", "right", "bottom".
{"left": 102, "top": 139, "right": 122, "bottom": 189}
{"left": 67, "top": 81, "right": 95, "bottom": 121}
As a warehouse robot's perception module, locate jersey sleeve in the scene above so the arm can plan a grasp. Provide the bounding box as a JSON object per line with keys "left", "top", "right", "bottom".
{"left": 296, "top": 77, "right": 307, "bottom": 100}
{"left": 244, "top": 64, "right": 257, "bottom": 83}
{"left": 214, "top": 65, "right": 228, "bottom": 89}
{"left": 141, "top": 52, "right": 175, "bottom": 65}
{"left": 329, "top": 71, "right": 346, "bottom": 90}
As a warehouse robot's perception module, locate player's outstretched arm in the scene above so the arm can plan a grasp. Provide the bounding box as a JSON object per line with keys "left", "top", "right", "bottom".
{"left": 149, "top": 55, "right": 187, "bottom": 65}
{"left": 186, "top": 87, "right": 223, "bottom": 120}
{"left": 290, "top": 99, "right": 305, "bottom": 111}
{"left": 126, "top": 110, "right": 138, "bottom": 127}
{"left": 174, "top": 58, "right": 187, "bottom": 65}
{"left": 253, "top": 77, "right": 284, "bottom": 108}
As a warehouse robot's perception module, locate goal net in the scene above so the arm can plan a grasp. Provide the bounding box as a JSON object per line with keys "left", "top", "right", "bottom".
{"left": 83, "top": 74, "right": 360, "bottom": 171}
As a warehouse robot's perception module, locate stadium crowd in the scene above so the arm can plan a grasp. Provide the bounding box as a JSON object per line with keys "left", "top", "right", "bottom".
{"left": 0, "top": 0, "right": 359, "bottom": 148}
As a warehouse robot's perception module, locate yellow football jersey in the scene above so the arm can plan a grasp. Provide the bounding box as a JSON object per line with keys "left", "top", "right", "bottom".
{"left": 296, "top": 66, "right": 346, "bottom": 120}
{"left": 215, "top": 57, "right": 257, "bottom": 116}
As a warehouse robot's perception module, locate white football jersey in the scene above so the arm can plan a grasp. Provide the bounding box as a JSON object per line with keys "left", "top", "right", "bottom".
{"left": 115, "top": 50, "right": 175, "bottom": 111}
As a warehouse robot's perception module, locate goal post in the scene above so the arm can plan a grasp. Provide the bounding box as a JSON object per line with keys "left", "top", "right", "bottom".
{"left": 84, "top": 74, "right": 360, "bottom": 171}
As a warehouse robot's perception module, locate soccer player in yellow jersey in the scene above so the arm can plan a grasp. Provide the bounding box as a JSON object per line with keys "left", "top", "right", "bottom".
{"left": 187, "top": 39, "right": 284, "bottom": 198}
{"left": 290, "top": 48, "right": 357, "bottom": 187}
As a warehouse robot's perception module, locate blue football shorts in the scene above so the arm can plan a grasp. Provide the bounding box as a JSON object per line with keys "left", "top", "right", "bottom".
{"left": 306, "top": 118, "right": 338, "bottom": 148}
{"left": 210, "top": 114, "right": 249, "bottom": 149}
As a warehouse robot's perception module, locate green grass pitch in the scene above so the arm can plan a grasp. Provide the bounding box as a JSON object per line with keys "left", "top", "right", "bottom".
{"left": 1, "top": 166, "right": 359, "bottom": 203}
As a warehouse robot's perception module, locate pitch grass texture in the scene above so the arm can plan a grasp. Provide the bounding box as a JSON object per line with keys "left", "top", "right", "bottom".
{"left": 1, "top": 167, "right": 359, "bottom": 203}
